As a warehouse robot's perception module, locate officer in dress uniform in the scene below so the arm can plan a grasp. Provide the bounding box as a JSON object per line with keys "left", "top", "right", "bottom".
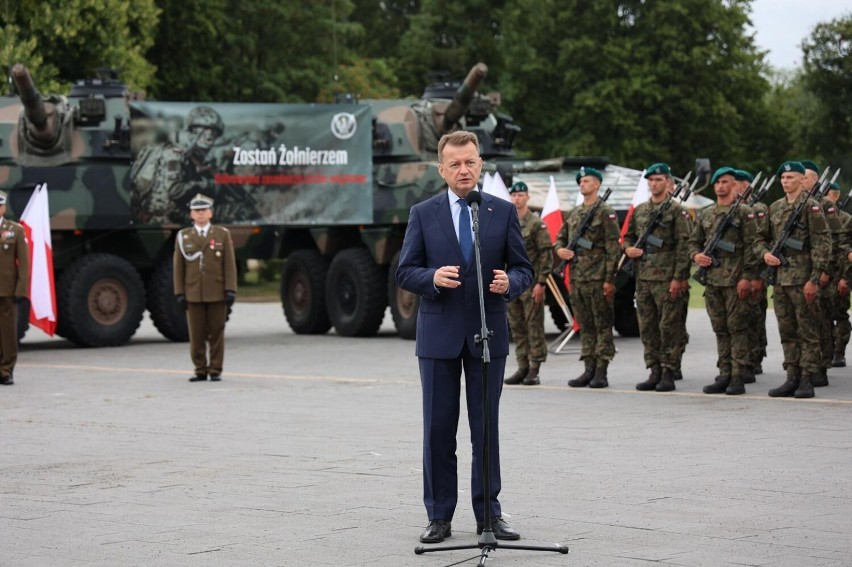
{"left": 173, "top": 194, "right": 237, "bottom": 382}
{"left": 0, "top": 191, "right": 30, "bottom": 386}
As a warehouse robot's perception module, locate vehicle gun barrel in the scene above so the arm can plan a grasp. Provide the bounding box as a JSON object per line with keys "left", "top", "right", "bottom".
{"left": 442, "top": 63, "right": 488, "bottom": 130}
{"left": 11, "top": 63, "right": 48, "bottom": 130}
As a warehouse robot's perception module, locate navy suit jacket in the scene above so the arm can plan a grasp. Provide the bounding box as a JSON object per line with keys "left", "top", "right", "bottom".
{"left": 396, "top": 189, "right": 533, "bottom": 359}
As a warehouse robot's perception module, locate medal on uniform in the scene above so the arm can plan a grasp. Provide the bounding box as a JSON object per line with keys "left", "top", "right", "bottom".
{"left": 2, "top": 243, "right": 8, "bottom": 250}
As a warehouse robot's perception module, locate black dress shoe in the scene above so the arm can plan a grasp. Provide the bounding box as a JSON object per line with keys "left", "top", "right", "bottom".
{"left": 0, "top": 374, "right": 13, "bottom": 385}
{"left": 419, "top": 520, "right": 451, "bottom": 543}
{"left": 189, "top": 374, "right": 207, "bottom": 382}
{"left": 476, "top": 517, "right": 520, "bottom": 540}
{"left": 209, "top": 374, "right": 221, "bottom": 382}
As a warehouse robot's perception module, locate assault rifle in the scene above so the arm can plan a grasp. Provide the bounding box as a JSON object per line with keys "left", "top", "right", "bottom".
{"left": 564, "top": 187, "right": 612, "bottom": 267}
{"left": 692, "top": 184, "right": 754, "bottom": 286}
{"left": 620, "top": 172, "right": 695, "bottom": 278}
{"left": 748, "top": 174, "right": 774, "bottom": 205}
{"left": 838, "top": 187, "right": 852, "bottom": 211}
{"left": 760, "top": 168, "right": 839, "bottom": 285}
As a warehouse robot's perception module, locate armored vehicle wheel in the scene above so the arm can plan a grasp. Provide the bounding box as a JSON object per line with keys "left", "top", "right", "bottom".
{"left": 16, "top": 297, "right": 30, "bottom": 341}
{"left": 147, "top": 256, "right": 189, "bottom": 342}
{"left": 57, "top": 254, "right": 146, "bottom": 347}
{"left": 388, "top": 251, "right": 418, "bottom": 340}
{"left": 613, "top": 277, "right": 640, "bottom": 337}
{"left": 325, "top": 248, "right": 387, "bottom": 337}
{"left": 281, "top": 249, "right": 332, "bottom": 334}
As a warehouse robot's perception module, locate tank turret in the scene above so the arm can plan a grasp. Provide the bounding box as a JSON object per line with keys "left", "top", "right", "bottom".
{"left": 10, "top": 63, "right": 75, "bottom": 166}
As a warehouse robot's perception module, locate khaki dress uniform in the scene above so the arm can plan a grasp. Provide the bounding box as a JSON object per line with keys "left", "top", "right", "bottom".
{"left": 0, "top": 218, "right": 30, "bottom": 382}
{"left": 174, "top": 224, "right": 237, "bottom": 379}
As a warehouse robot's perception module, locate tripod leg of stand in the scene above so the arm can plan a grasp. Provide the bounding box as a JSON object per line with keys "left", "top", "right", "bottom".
{"left": 549, "top": 326, "right": 577, "bottom": 354}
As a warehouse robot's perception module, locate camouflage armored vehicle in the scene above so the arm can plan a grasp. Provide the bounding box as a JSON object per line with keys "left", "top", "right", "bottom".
{"left": 1, "top": 61, "right": 690, "bottom": 347}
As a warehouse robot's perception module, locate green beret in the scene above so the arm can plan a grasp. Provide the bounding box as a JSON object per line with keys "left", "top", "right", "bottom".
{"left": 576, "top": 166, "right": 603, "bottom": 184}
{"left": 799, "top": 160, "right": 820, "bottom": 174}
{"left": 830, "top": 182, "right": 840, "bottom": 192}
{"left": 777, "top": 161, "right": 805, "bottom": 175}
{"left": 733, "top": 169, "right": 753, "bottom": 182}
{"left": 509, "top": 181, "right": 528, "bottom": 194}
{"left": 644, "top": 163, "right": 671, "bottom": 178}
{"left": 710, "top": 166, "right": 737, "bottom": 185}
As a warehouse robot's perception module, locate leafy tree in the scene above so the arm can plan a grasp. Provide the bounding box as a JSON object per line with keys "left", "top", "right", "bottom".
{"left": 801, "top": 14, "right": 852, "bottom": 178}
{"left": 1, "top": 0, "right": 158, "bottom": 94}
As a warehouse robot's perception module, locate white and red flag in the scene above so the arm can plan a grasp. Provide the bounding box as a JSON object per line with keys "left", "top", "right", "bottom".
{"left": 620, "top": 171, "right": 649, "bottom": 243}
{"left": 484, "top": 171, "right": 512, "bottom": 202}
{"left": 541, "top": 175, "right": 563, "bottom": 241}
{"left": 20, "top": 183, "right": 57, "bottom": 336}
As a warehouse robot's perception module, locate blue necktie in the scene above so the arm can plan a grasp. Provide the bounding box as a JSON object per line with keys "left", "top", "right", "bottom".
{"left": 458, "top": 199, "right": 473, "bottom": 264}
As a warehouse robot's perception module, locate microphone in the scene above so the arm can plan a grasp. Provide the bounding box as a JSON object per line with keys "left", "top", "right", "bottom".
{"left": 466, "top": 190, "right": 482, "bottom": 211}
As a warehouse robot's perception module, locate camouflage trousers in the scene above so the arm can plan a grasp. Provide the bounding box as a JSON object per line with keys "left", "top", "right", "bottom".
{"left": 671, "top": 285, "right": 690, "bottom": 371}
{"left": 571, "top": 280, "right": 615, "bottom": 365}
{"left": 828, "top": 285, "right": 851, "bottom": 355}
{"left": 635, "top": 280, "right": 684, "bottom": 370}
{"left": 819, "top": 287, "right": 834, "bottom": 369}
{"left": 508, "top": 288, "right": 547, "bottom": 366}
{"left": 772, "top": 285, "right": 822, "bottom": 374}
{"left": 748, "top": 287, "right": 768, "bottom": 367}
{"left": 704, "top": 285, "right": 751, "bottom": 376}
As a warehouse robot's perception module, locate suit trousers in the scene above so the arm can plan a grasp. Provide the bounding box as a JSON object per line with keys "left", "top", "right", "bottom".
{"left": 0, "top": 297, "right": 18, "bottom": 377}
{"left": 419, "top": 343, "right": 506, "bottom": 522}
{"left": 187, "top": 301, "right": 227, "bottom": 376}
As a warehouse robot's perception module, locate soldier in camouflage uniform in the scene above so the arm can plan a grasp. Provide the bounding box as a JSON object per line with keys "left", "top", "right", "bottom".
{"left": 131, "top": 106, "right": 225, "bottom": 225}
{"left": 801, "top": 161, "right": 835, "bottom": 387}
{"left": 734, "top": 169, "right": 767, "bottom": 382}
{"left": 623, "top": 163, "right": 691, "bottom": 392}
{"left": 755, "top": 161, "right": 832, "bottom": 399}
{"left": 688, "top": 167, "right": 758, "bottom": 395}
{"left": 667, "top": 176, "right": 690, "bottom": 380}
{"left": 554, "top": 167, "right": 621, "bottom": 388}
{"left": 825, "top": 182, "right": 851, "bottom": 367}
{"left": 504, "top": 182, "right": 553, "bottom": 386}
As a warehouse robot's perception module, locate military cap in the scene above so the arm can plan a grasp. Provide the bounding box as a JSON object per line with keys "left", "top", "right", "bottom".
{"left": 710, "top": 166, "right": 737, "bottom": 185}
{"left": 733, "top": 169, "right": 753, "bottom": 182}
{"left": 509, "top": 181, "right": 529, "bottom": 194}
{"left": 0, "top": 190, "right": 6, "bottom": 206}
{"left": 777, "top": 161, "right": 805, "bottom": 175}
{"left": 829, "top": 182, "right": 840, "bottom": 192}
{"left": 800, "top": 160, "right": 820, "bottom": 174}
{"left": 189, "top": 193, "right": 214, "bottom": 209}
{"left": 644, "top": 163, "right": 671, "bottom": 178}
{"left": 576, "top": 166, "right": 603, "bottom": 184}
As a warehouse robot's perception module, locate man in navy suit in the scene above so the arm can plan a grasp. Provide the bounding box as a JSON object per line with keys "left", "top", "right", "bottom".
{"left": 396, "top": 130, "right": 533, "bottom": 544}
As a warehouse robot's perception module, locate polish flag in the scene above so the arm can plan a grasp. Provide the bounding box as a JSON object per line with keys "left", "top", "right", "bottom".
{"left": 620, "top": 171, "right": 649, "bottom": 243}
{"left": 481, "top": 171, "right": 493, "bottom": 194}
{"left": 541, "top": 176, "right": 563, "bottom": 241}
{"left": 20, "top": 183, "right": 57, "bottom": 336}
{"left": 484, "top": 171, "right": 512, "bottom": 202}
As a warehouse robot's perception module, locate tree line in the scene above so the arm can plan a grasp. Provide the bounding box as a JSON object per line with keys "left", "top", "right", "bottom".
{"left": 2, "top": 1, "right": 850, "bottom": 185}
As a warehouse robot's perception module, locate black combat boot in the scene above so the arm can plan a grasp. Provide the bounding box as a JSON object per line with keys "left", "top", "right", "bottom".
{"left": 672, "top": 369, "right": 683, "bottom": 381}
{"left": 832, "top": 351, "right": 846, "bottom": 368}
{"left": 794, "top": 373, "right": 815, "bottom": 398}
{"left": 811, "top": 368, "right": 829, "bottom": 388}
{"left": 753, "top": 364, "right": 763, "bottom": 375}
{"left": 636, "top": 365, "right": 661, "bottom": 391}
{"left": 522, "top": 366, "right": 541, "bottom": 386}
{"left": 725, "top": 374, "right": 745, "bottom": 395}
{"left": 504, "top": 366, "right": 529, "bottom": 385}
{"left": 656, "top": 368, "right": 676, "bottom": 392}
{"left": 768, "top": 368, "right": 799, "bottom": 398}
{"left": 702, "top": 375, "right": 730, "bottom": 394}
{"left": 568, "top": 362, "right": 595, "bottom": 387}
{"left": 742, "top": 368, "right": 756, "bottom": 384}
{"left": 588, "top": 361, "right": 609, "bottom": 389}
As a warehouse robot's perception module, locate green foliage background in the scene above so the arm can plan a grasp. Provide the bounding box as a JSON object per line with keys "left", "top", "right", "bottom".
{"left": 2, "top": 0, "right": 850, "bottom": 184}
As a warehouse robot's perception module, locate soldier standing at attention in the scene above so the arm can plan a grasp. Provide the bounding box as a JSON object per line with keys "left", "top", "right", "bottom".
{"left": 174, "top": 194, "right": 237, "bottom": 382}
{"left": 756, "top": 161, "right": 831, "bottom": 399}
{"left": 688, "top": 167, "right": 758, "bottom": 395}
{"left": 801, "top": 161, "right": 835, "bottom": 388}
{"left": 667, "top": 176, "right": 691, "bottom": 381}
{"left": 734, "top": 169, "right": 766, "bottom": 382}
{"left": 826, "top": 182, "right": 851, "bottom": 367}
{"left": 555, "top": 167, "right": 621, "bottom": 388}
{"left": 0, "top": 191, "right": 30, "bottom": 386}
{"left": 504, "top": 181, "right": 553, "bottom": 386}
{"left": 623, "top": 163, "right": 691, "bottom": 392}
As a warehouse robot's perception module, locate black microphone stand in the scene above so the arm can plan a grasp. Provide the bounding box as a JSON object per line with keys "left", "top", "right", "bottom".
{"left": 415, "top": 192, "right": 569, "bottom": 565}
